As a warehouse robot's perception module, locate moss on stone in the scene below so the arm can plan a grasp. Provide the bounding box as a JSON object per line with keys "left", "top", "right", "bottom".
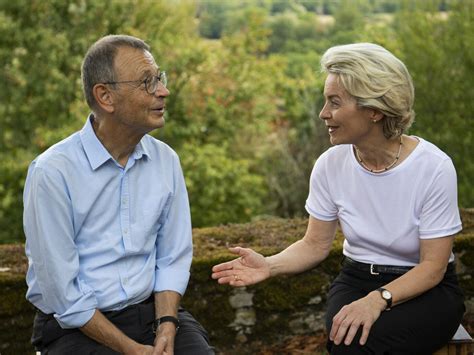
{"left": 192, "top": 217, "right": 308, "bottom": 259}
{"left": 0, "top": 243, "right": 28, "bottom": 274}
{"left": 454, "top": 236, "right": 474, "bottom": 269}
{"left": 1, "top": 209, "right": 473, "bottom": 352}
{"left": 253, "top": 271, "right": 330, "bottom": 312}
{"left": 1, "top": 278, "right": 30, "bottom": 316}
{"left": 0, "top": 275, "right": 35, "bottom": 353}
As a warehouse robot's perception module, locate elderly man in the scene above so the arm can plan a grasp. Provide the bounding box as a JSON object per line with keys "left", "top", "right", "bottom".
{"left": 24, "top": 35, "right": 213, "bottom": 354}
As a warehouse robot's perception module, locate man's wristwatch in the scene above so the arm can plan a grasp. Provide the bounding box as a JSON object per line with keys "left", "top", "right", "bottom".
{"left": 152, "top": 316, "right": 180, "bottom": 333}
{"left": 376, "top": 287, "right": 392, "bottom": 311}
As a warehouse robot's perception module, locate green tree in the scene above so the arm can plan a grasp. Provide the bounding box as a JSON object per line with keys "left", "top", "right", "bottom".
{"left": 0, "top": 0, "right": 283, "bottom": 240}
{"left": 328, "top": 0, "right": 369, "bottom": 44}
{"left": 392, "top": 1, "right": 474, "bottom": 206}
{"left": 258, "top": 51, "right": 330, "bottom": 217}
{"left": 180, "top": 144, "right": 267, "bottom": 227}
{"left": 197, "top": 1, "right": 229, "bottom": 39}
{"left": 1, "top": 0, "right": 472, "bottom": 244}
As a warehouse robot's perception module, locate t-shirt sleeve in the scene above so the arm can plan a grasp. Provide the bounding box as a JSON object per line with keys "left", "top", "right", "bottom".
{"left": 419, "top": 158, "right": 462, "bottom": 239}
{"left": 305, "top": 154, "right": 338, "bottom": 221}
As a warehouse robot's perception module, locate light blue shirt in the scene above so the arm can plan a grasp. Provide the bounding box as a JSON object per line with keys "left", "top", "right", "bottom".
{"left": 24, "top": 115, "right": 192, "bottom": 329}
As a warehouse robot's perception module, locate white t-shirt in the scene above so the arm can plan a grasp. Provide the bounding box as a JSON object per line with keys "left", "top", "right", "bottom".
{"left": 305, "top": 137, "right": 462, "bottom": 266}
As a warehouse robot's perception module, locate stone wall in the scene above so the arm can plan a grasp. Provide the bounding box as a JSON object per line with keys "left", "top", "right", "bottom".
{"left": 1, "top": 210, "right": 473, "bottom": 354}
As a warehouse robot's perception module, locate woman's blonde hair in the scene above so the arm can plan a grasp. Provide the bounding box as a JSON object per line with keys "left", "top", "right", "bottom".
{"left": 321, "top": 43, "right": 415, "bottom": 139}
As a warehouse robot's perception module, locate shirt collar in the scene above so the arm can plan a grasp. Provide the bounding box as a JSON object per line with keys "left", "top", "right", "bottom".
{"left": 134, "top": 139, "right": 152, "bottom": 161}
{"left": 79, "top": 114, "right": 151, "bottom": 170}
{"left": 79, "top": 114, "right": 113, "bottom": 170}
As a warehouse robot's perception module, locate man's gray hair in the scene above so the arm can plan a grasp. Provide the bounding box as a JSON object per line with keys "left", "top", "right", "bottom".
{"left": 81, "top": 34, "right": 150, "bottom": 110}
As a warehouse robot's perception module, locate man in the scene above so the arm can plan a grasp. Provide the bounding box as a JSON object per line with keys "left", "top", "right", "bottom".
{"left": 24, "top": 35, "right": 213, "bottom": 354}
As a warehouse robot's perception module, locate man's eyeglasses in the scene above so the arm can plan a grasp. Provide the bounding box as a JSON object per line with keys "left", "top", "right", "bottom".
{"left": 102, "top": 72, "right": 167, "bottom": 95}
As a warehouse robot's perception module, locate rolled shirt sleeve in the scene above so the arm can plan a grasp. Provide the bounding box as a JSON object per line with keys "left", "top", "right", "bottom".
{"left": 154, "top": 153, "right": 192, "bottom": 295}
{"left": 24, "top": 161, "right": 98, "bottom": 328}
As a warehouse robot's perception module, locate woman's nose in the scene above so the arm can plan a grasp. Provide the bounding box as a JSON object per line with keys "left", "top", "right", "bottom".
{"left": 319, "top": 103, "right": 330, "bottom": 120}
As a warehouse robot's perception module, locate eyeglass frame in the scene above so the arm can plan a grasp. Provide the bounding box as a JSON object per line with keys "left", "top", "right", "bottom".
{"left": 101, "top": 71, "right": 167, "bottom": 95}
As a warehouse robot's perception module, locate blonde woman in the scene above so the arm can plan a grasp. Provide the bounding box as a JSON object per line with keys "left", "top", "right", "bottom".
{"left": 212, "top": 43, "right": 464, "bottom": 354}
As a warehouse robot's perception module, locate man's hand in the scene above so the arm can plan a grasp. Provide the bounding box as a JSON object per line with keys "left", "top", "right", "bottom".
{"left": 81, "top": 310, "right": 154, "bottom": 353}
{"left": 153, "top": 322, "right": 177, "bottom": 355}
{"left": 330, "top": 291, "right": 386, "bottom": 346}
{"left": 124, "top": 344, "right": 154, "bottom": 355}
{"left": 153, "top": 291, "right": 181, "bottom": 354}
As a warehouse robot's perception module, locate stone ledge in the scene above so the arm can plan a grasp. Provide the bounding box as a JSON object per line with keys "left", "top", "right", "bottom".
{"left": 1, "top": 209, "right": 473, "bottom": 353}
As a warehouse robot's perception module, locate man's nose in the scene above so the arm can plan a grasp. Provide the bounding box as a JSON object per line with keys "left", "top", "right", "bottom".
{"left": 155, "top": 83, "right": 170, "bottom": 97}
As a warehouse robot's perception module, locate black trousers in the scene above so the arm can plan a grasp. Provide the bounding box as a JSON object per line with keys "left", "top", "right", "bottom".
{"left": 32, "top": 297, "right": 214, "bottom": 354}
{"left": 325, "top": 262, "right": 465, "bottom": 355}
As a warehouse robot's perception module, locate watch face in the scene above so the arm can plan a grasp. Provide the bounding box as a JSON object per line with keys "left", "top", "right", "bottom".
{"left": 382, "top": 290, "right": 391, "bottom": 299}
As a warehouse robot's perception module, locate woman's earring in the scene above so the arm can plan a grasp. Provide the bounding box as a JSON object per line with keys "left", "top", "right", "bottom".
{"left": 373, "top": 120, "right": 378, "bottom": 123}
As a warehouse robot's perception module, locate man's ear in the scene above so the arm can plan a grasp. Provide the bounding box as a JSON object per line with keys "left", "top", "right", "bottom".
{"left": 93, "top": 84, "right": 115, "bottom": 113}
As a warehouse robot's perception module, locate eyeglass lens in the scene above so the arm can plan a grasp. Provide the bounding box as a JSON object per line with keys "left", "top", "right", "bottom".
{"left": 146, "top": 72, "right": 167, "bottom": 94}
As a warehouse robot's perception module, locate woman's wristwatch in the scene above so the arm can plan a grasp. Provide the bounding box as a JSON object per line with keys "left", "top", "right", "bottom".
{"left": 152, "top": 316, "right": 180, "bottom": 333}
{"left": 376, "top": 287, "right": 392, "bottom": 311}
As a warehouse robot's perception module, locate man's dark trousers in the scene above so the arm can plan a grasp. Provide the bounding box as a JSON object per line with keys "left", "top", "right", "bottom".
{"left": 32, "top": 296, "right": 214, "bottom": 354}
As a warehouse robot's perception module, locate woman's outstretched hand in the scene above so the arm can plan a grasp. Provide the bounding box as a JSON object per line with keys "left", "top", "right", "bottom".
{"left": 211, "top": 247, "right": 271, "bottom": 287}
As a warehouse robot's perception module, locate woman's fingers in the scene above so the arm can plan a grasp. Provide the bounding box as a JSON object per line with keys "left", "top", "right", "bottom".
{"left": 330, "top": 299, "right": 379, "bottom": 346}
{"left": 212, "top": 247, "right": 269, "bottom": 287}
{"left": 211, "top": 260, "right": 234, "bottom": 273}
{"left": 213, "top": 270, "right": 238, "bottom": 283}
{"left": 359, "top": 322, "right": 372, "bottom": 345}
{"left": 332, "top": 315, "right": 363, "bottom": 345}
{"left": 330, "top": 310, "right": 348, "bottom": 344}
{"left": 343, "top": 321, "right": 362, "bottom": 345}
{"left": 211, "top": 257, "right": 245, "bottom": 285}
{"left": 212, "top": 247, "right": 249, "bottom": 273}
{"left": 228, "top": 246, "right": 245, "bottom": 255}
{"left": 212, "top": 269, "right": 246, "bottom": 287}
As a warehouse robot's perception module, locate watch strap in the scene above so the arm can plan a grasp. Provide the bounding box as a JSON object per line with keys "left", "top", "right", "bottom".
{"left": 153, "top": 316, "right": 180, "bottom": 333}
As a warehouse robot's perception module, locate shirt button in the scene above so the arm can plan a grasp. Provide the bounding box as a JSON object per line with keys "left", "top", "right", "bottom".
{"left": 123, "top": 229, "right": 128, "bottom": 235}
{"left": 123, "top": 278, "right": 128, "bottom": 285}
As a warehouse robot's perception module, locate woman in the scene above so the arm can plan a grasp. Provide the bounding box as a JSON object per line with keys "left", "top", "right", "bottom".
{"left": 211, "top": 43, "right": 465, "bottom": 354}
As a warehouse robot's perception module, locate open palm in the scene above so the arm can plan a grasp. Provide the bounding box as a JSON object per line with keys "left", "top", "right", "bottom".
{"left": 211, "top": 247, "right": 271, "bottom": 287}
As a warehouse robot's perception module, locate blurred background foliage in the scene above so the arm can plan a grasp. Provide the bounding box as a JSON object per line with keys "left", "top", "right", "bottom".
{"left": 0, "top": 0, "right": 472, "bottom": 243}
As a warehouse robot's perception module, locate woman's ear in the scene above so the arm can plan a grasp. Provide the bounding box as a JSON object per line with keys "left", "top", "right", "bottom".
{"left": 93, "top": 84, "right": 115, "bottom": 113}
{"left": 368, "top": 108, "right": 384, "bottom": 123}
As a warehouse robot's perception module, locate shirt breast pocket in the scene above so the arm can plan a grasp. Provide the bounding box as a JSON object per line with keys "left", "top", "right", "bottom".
{"left": 130, "top": 192, "right": 172, "bottom": 253}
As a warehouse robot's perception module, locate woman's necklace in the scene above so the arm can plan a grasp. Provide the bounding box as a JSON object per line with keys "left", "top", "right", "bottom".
{"left": 355, "top": 136, "right": 403, "bottom": 173}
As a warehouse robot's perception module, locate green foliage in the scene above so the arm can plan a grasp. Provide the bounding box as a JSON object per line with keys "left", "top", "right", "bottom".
{"left": 0, "top": 0, "right": 472, "bottom": 243}
{"left": 165, "top": 7, "right": 280, "bottom": 149}
{"left": 0, "top": 0, "right": 148, "bottom": 153}
{"left": 0, "top": 152, "right": 33, "bottom": 244}
{"left": 197, "top": 1, "right": 230, "bottom": 39}
{"left": 256, "top": 59, "right": 330, "bottom": 217}
{"left": 267, "top": 10, "right": 329, "bottom": 54}
{"left": 180, "top": 143, "right": 267, "bottom": 227}
{"left": 392, "top": 1, "right": 474, "bottom": 207}
{"left": 328, "top": 0, "right": 368, "bottom": 44}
